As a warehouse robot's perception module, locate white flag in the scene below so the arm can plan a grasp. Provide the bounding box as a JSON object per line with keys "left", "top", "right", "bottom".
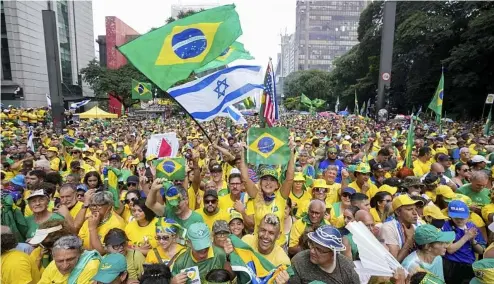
{"left": 146, "top": 133, "right": 179, "bottom": 158}
{"left": 46, "top": 94, "right": 52, "bottom": 108}
{"left": 335, "top": 96, "right": 340, "bottom": 112}
{"left": 27, "top": 126, "right": 34, "bottom": 151}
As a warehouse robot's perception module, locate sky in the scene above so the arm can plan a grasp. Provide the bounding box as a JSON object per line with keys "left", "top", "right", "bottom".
{"left": 92, "top": 0, "right": 296, "bottom": 67}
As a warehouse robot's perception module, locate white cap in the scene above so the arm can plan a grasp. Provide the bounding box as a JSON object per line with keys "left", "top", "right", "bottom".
{"left": 344, "top": 135, "right": 351, "bottom": 140}
{"left": 27, "top": 189, "right": 49, "bottom": 200}
{"left": 28, "top": 225, "right": 63, "bottom": 245}
{"left": 471, "top": 155, "right": 490, "bottom": 164}
{"left": 230, "top": 168, "right": 241, "bottom": 175}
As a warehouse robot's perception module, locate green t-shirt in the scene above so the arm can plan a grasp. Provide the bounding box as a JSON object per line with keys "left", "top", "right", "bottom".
{"left": 164, "top": 205, "right": 204, "bottom": 229}
{"left": 457, "top": 184, "right": 491, "bottom": 206}
{"left": 25, "top": 213, "right": 64, "bottom": 239}
{"left": 126, "top": 249, "right": 145, "bottom": 280}
{"left": 172, "top": 246, "right": 227, "bottom": 283}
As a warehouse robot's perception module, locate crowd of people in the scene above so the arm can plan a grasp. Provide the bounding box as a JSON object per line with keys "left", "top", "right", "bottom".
{"left": 2, "top": 105, "right": 494, "bottom": 284}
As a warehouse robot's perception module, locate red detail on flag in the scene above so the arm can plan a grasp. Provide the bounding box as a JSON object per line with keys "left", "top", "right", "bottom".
{"left": 108, "top": 93, "right": 122, "bottom": 116}
{"left": 261, "top": 61, "right": 277, "bottom": 127}
{"left": 158, "top": 138, "right": 172, "bottom": 157}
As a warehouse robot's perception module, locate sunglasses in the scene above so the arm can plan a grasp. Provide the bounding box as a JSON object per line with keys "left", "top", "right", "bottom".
{"left": 462, "top": 168, "right": 471, "bottom": 172}
{"left": 127, "top": 182, "right": 138, "bottom": 187}
{"left": 71, "top": 151, "right": 81, "bottom": 154}
{"left": 124, "top": 198, "right": 138, "bottom": 204}
{"left": 155, "top": 235, "right": 170, "bottom": 241}
{"left": 313, "top": 188, "right": 328, "bottom": 194}
{"left": 77, "top": 193, "right": 85, "bottom": 198}
{"left": 109, "top": 243, "right": 125, "bottom": 250}
{"left": 328, "top": 152, "right": 337, "bottom": 155}
{"left": 342, "top": 193, "right": 352, "bottom": 198}
{"left": 205, "top": 199, "right": 217, "bottom": 205}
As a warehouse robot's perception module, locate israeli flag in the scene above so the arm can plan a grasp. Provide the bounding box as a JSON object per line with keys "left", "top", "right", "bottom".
{"left": 70, "top": 99, "right": 91, "bottom": 110}
{"left": 167, "top": 65, "right": 264, "bottom": 122}
{"left": 219, "top": 105, "right": 247, "bottom": 125}
{"left": 27, "top": 126, "right": 34, "bottom": 151}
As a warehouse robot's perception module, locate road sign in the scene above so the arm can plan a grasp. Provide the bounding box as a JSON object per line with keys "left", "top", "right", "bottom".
{"left": 381, "top": 72, "right": 390, "bottom": 81}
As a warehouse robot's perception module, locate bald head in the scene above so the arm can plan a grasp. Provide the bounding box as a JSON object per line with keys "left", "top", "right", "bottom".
{"left": 309, "top": 199, "right": 326, "bottom": 211}
{"left": 355, "top": 210, "right": 373, "bottom": 223}
{"left": 431, "top": 163, "right": 444, "bottom": 173}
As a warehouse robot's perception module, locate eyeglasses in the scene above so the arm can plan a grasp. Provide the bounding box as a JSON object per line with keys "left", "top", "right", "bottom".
{"left": 313, "top": 188, "right": 328, "bottom": 194}
{"left": 205, "top": 199, "right": 217, "bottom": 205}
{"left": 89, "top": 203, "right": 108, "bottom": 209}
{"left": 462, "top": 168, "right": 471, "bottom": 172}
{"left": 124, "top": 198, "right": 137, "bottom": 204}
{"left": 71, "top": 151, "right": 81, "bottom": 155}
{"left": 328, "top": 152, "right": 337, "bottom": 155}
{"left": 127, "top": 182, "right": 138, "bottom": 187}
{"left": 109, "top": 243, "right": 125, "bottom": 250}
{"left": 308, "top": 240, "right": 333, "bottom": 255}
{"left": 215, "top": 232, "right": 228, "bottom": 238}
{"left": 155, "top": 235, "right": 170, "bottom": 241}
{"left": 229, "top": 182, "right": 242, "bottom": 187}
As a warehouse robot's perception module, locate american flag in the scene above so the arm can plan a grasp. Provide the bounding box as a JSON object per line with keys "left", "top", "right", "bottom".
{"left": 261, "top": 60, "right": 278, "bottom": 127}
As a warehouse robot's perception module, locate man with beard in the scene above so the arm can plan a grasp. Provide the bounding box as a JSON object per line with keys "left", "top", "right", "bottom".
{"left": 289, "top": 225, "right": 359, "bottom": 283}
{"left": 56, "top": 183, "right": 84, "bottom": 220}
{"left": 288, "top": 200, "right": 329, "bottom": 257}
{"left": 25, "top": 169, "right": 46, "bottom": 194}
{"left": 318, "top": 147, "right": 346, "bottom": 183}
{"left": 218, "top": 173, "right": 253, "bottom": 228}
{"left": 195, "top": 190, "right": 228, "bottom": 230}
{"left": 348, "top": 163, "right": 379, "bottom": 199}
{"left": 1, "top": 225, "right": 41, "bottom": 283}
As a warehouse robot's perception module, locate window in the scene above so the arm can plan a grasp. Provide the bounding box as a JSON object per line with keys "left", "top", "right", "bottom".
{"left": 1, "top": 1, "right": 11, "bottom": 80}
{"left": 57, "top": 0, "right": 72, "bottom": 85}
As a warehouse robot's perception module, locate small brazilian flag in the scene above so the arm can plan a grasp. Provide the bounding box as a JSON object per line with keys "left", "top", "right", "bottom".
{"left": 118, "top": 5, "right": 242, "bottom": 92}
{"left": 132, "top": 79, "right": 152, "bottom": 100}
{"left": 106, "top": 168, "right": 120, "bottom": 209}
{"left": 153, "top": 158, "right": 186, "bottom": 180}
{"left": 247, "top": 127, "right": 290, "bottom": 165}
{"left": 194, "top": 41, "right": 254, "bottom": 73}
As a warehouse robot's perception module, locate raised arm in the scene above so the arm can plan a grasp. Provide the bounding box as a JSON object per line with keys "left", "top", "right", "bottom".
{"left": 280, "top": 140, "right": 296, "bottom": 199}
{"left": 145, "top": 179, "right": 166, "bottom": 216}
{"left": 238, "top": 143, "right": 258, "bottom": 199}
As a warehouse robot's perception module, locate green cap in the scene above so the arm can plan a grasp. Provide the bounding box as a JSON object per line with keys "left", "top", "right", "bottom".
{"left": 471, "top": 258, "right": 494, "bottom": 284}
{"left": 187, "top": 223, "right": 211, "bottom": 251}
{"left": 347, "top": 164, "right": 357, "bottom": 173}
{"left": 258, "top": 168, "right": 279, "bottom": 182}
{"left": 418, "top": 273, "right": 445, "bottom": 284}
{"left": 92, "top": 253, "right": 127, "bottom": 283}
{"left": 355, "top": 162, "right": 371, "bottom": 174}
{"left": 415, "top": 224, "right": 455, "bottom": 245}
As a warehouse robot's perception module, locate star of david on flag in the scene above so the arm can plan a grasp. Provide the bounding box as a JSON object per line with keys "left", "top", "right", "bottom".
{"left": 246, "top": 127, "right": 290, "bottom": 165}
{"left": 153, "top": 158, "right": 186, "bottom": 180}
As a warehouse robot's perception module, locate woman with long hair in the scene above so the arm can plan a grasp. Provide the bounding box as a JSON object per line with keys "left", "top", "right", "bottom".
{"left": 122, "top": 190, "right": 142, "bottom": 223}
{"left": 330, "top": 187, "right": 356, "bottom": 228}
{"left": 83, "top": 171, "right": 103, "bottom": 191}
{"left": 452, "top": 164, "right": 471, "bottom": 187}
{"left": 370, "top": 191, "right": 393, "bottom": 224}
{"left": 125, "top": 198, "right": 157, "bottom": 256}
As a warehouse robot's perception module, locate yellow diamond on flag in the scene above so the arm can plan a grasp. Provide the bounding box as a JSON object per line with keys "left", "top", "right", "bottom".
{"left": 158, "top": 158, "right": 183, "bottom": 177}
{"left": 248, "top": 132, "right": 285, "bottom": 159}
{"left": 134, "top": 83, "right": 150, "bottom": 96}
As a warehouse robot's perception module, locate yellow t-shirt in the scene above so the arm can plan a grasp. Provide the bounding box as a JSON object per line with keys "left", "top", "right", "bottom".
{"left": 144, "top": 244, "right": 185, "bottom": 265}
{"left": 252, "top": 190, "right": 287, "bottom": 246}
{"left": 326, "top": 182, "right": 341, "bottom": 205}
{"left": 218, "top": 193, "right": 249, "bottom": 214}
{"left": 370, "top": 207, "right": 382, "bottom": 224}
{"left": 69, "top": 202, "right": 84, "bottom": 219}
{"left": 195, "top": 209, "right": 229, "bottom": 231}
{"left": 242, "top": 234, "right": 291, "bottom": 267}
{"left": 288, "top": 218, "right": 329, "bottom": 248}
{"left": 481, "top": 204, "right": 494, "bottom": 223}
{"left": 348, "top": 180, "right": 379, "bottom": 199}
{"left": 413, "top": 159, "right": 432, "bottom": 177}
{"left": 50, "top": 157, "right": 61, "bottom": 171}
{"left": 289, "top": 189, "right": 312, "bottom": 214}
{"left": 125, "top": 217, "right": 158, "bottom": 249}
{"left": 2, "top": 249, "right": 41, "bottom": 284}
{"left": 37, "top": 257, "right": 100, "bottom": 284}
{"left": 78, "top": 213, "right": 126, "bottom": 249}
{"left": 187, "top": 186, "right": 197, "bottom": 211}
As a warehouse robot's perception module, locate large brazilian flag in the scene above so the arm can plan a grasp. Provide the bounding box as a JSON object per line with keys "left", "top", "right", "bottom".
{"left": 118, "top": 4, "right": 242, "bottom": 91}
{"left": 194, "top": 41, "right": 254, "bottom": 74}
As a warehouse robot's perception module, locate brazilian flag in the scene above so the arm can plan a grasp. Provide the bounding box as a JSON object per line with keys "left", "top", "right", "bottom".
{"left": 131, "top": 79, "right": 152, "bottom": 100}
{"left": 118, "top": 5, "right": 242, "bottom": 91}
{"left": 106, "top": 167, "right": 121, "bottom": 209}
{"left": 153, "top": 158, "right": 186, "bottom": 180}
{"left": 62, "top": 135, "right": 85, "bottom": 148}
{"left": 228, "top": 235, "right": 293, "bottom": 284}
{"left": 247, "top": 127, "right": 290, "bottom": 165}
{"left": 194, "top": 41, "right": 254, "bottom": 73}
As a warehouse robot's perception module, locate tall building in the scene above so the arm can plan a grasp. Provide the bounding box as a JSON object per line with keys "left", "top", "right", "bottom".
{"left": 280, "top": 33, "right": 296, "bottom": 77}
{"left": 1, "top": 0, "right": 95, "bottom": 107}
{"left": 170, "top": 2, "right": 219, "bottom": 18}
{"left": 295, "top": 0, "right": 367, "bottom": 72}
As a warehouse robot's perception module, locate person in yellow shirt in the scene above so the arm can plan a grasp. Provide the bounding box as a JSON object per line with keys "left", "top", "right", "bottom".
{"left": 124, "top": 199, "right": 158, "bottom": 256}
{"left": 1, "top": 226, "right": 41, "bottom": 284}
{"left": 296, "top": 179, "right": 333, "bottom": 219}
{"left": 348, "top": 163, "right": 379, "bottom": 198}
{"left": 45, "top": 147, "right": 61, "bottom": 171}
{"left": 78, "top": 191, "right": 126, "bottom": 250}
{"left": 57, "top": 183, "right": 84, "bottom": 221}
{"left": 195, "top": 190, "right": 229, "bottom": 230}
{"left": 413, "top": 147, "right": 433, "bottom": 176}
{"left": 322, "top": 165, "right": 341, "bottom": 205}
{"left": 288, "top": 173, "right": 311, "bottom": 215}
{"left": 369, "top": 191, "right": 393, "bottom": 224}
{"left": 145, "top": 218, "right": 185, "bottom": 265}
{"left": 38, "top": 235, "right": 100, "bottom": 284}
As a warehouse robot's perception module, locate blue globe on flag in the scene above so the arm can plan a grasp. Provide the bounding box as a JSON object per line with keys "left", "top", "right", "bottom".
{"left": 172, "top": 28, "right": 207, "bottom": 59}
{"left": 138, "top": 83, "right": 145, "bottom": 94}
{"left": 257, "top": 137, "right": 275, "bottom": 154}
{"left": 163, "top": 161, "right": 176, "bottom": 174}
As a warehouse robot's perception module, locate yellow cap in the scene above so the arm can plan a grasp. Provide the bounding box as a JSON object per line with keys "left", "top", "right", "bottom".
{"left": 423, "top": 205, "right": 448, "bottom": 220}
{"left": 229, "top": 211, "right": 244, "bottom": 223}
{"left": 312, "top": 179, "right": 329, "bottom": 189}
{"left": 392, "top": 194, "right": 421, "bottom": 211}
{"left": 379, "top": 184, "right": 397, "bottom": 195}
{"left": 355, "top": 163, "right": 371, "bottom": 174}
{"left": 131, "top": 158, "right": 140, "bottom": 165}
{"left": 453, "top": 193, "right": 472, "bottom": 206}
{"left": 436, "top": 185, "right": 456, "bottom": 200}
{"left": 342, "top": 140, "right": 350, "bottom": 145}
{"left": 146, "top": 154, "right": 158, "bottom": 160}
{"left": 294, "top": 172, "right": 305, "bottom": 182}
{"left": 47, "top": 147, "right": 59, "bottom": 153}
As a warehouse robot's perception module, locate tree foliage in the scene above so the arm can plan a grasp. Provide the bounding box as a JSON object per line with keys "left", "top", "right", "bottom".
{"left": 283, "top": 1, "right": 494, "bottom": 118}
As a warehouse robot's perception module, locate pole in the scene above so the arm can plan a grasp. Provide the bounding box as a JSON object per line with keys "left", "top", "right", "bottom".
{"left": 43, "top": 9, "right": 65, "bottom": 134}
{"left": 481, "top": 103, "right": 486, "bottom": 122}
{"left": 376, "top": 1, "right": 397, "bottom": 111}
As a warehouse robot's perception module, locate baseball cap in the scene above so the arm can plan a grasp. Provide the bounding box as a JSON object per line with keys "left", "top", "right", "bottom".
{"left": 355, "top": 163, "right": 371, "bottom": 174}
{"left": 448, "top": 200, "right": 469, "bottom": 219}
{"left": 312, "top": 179, "right": 329, "bottom": 189}
{"left": 76, "top": 184, "right": 88, "bottom": 192}
{"left": 327, "top": 147, "right": 338, "bottom": 153}
{"left": 70, "top": 160, "right": 81, "bottom": 169}
{"left": 92, "top": 253, "right": 127, "bottom": 283}
{"left": 347, "top": 164, "right": 357, "bottom": 173}
{"left": 293, "top": 172, "right": 305, "bottom": 182}
{"left": 103, "top": 229, "right": 128, "bottom": 246}
{"left": 47, "top": 147, "right": 59, "bottom": 153}
{"left": 229, "top": 211, "right": 244, "bottom": 223}
{"left": 109, "top": 154, "right": 121, "bottom": 161}
{"left": 436, "top": 185, "right": 456, "bottom": 201}
{"left": 472, "top": 155, "right": 490, "bottom": 164}
{"left": 423, "top": 173, "right": 440, "bottom": 186}
{"left": 437, "top": 154, "right": 451, "bottom": 162}
{"left": 342, "top": 187, "right": 357, "bottom": 195}
{"left": 415, "top": 224, "right": 455, "bottom": 245}
{"left": 392, "top": 194, "right": 421, "bottom": 211}
{"left": 471, "top": 258, "right": 494, "bottom": 284}
{"left": 203, "top": 189, "right": 218, "bottom": 200}
{"left": 212, "top": 220, "right": 230, "bottom": 234}
{"left": 423, "top": 205, "right": 448, "bottom": 220}
{"left": 378, "top": 184, "right": 397, "bottom": 195}
{"left": 165, "top": 186, "right": 181, "bottom": 207}
{"left": 126, "top": 175, "right": 139, "bottom": 184}
{"left": 403, "top": 176, "right": 423, "bottom": 188}
{"left": 210, "top": 164, "right": 223, "bottom": 173}
{"left": 371, "top": 163, "right": 384, "bottom": 172}
{"left": 187, "top": 223, "right": 211, "bottom": 251}
{"left": 258, "top": 167, "right": 279, "bottom": 181}
{"left": 28, "top": 225, "right": 63, "bottom": 245}
{"left": 27, "top": 189, "right": 49, "bottom": 200}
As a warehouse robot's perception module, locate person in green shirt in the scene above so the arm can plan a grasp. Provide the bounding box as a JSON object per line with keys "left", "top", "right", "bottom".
{"left": 172, "top": 223, "right": 231, "bottom": 283}
{"left": 145, "top": 179, "right": 203, "bottom": 230}
{"left": 25, "top": 189, "right": 64, "bottom": 240}
{"left": 457, "top": 171, "right": 491, "bottom": 210}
